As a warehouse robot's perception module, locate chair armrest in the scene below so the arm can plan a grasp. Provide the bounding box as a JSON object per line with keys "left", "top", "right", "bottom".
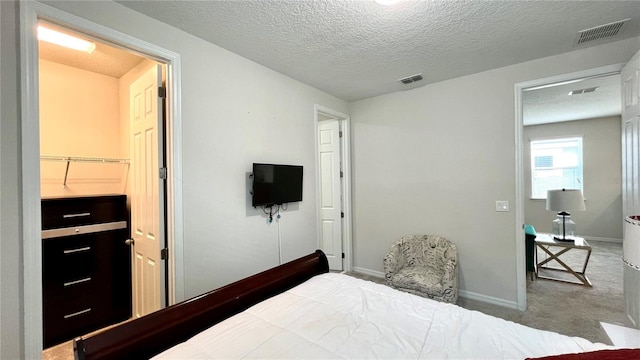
{"left": 383, "top": 245, "right": 404, "bottom": 285}
{"left": 441, "top": 258, "right": 458, "bottom": 290}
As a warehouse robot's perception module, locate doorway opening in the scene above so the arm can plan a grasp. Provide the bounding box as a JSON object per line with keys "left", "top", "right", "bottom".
{"left": 20, "top": 2, "right": 183, "bottom": 357}
{"left": 314, "top": 105, "right": 352, "bottom": 272}
{"left": 38, "top": 21, "right": 168, "bottom": 349}
{"left": 515, "top": 64, "right": 625, "bottom": 326}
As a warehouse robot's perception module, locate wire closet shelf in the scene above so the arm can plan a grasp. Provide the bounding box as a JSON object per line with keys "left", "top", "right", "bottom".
{"left": 40, "top": 155, "right": 130, "bottom": 187}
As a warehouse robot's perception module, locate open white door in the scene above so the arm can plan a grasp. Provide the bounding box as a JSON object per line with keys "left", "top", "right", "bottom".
{"left": 318, "top": 119, "right": 343, "bottom": 270}
{"left": 622, "top": 49, "right": 640, "bottom": 329}
{"left": 130, "top": 64, "right": 165, "bottom": 317}
{"left": 622, "top": 49, "right": 640, "bottom": 216}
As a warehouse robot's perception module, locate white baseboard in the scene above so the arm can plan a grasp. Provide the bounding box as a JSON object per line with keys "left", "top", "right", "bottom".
{"left": 350, "top": 267, "right": 519, "bottom": 310}
{"left": 458, "top": 289, "right": 519, "bottom": 310}
{"left": 351, "top": 266, "right": 385, "bottom": 279}
{"left": 584, "top": 236, "right": 622, "bottom": 243}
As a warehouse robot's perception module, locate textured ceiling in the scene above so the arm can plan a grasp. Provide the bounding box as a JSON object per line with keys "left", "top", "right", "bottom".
{"left": 115, "top": 0, "right": 640, "bottom": 102}
{"left": 523, "top": 74, "right": 621, "bottom": 126}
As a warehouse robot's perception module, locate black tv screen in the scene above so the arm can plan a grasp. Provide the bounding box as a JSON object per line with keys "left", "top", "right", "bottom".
{"left": 252, "top": 163, "right": 303, "bottom": 207}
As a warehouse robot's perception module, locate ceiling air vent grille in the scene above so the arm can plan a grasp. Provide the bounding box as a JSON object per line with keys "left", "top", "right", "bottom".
{"left": 399, "top": 73, "right": 423, "bottom": 85}
{"left": 569, "top": 87, "right": 598, "bottom": 95}
{"left": 575, "top": 19, "right": 629, "bottom": 45}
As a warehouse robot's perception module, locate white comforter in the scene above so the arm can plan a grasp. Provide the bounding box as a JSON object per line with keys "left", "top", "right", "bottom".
{"left": 153, "top": 273, "right": 611, "bottom": 359}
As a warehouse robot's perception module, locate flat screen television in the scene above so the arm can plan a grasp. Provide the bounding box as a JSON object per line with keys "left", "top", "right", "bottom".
{"left": 252, "top": 163, "right": 303, "bottom": 207}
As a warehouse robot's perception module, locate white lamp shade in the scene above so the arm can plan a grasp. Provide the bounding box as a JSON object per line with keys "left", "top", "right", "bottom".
{"left": 546, "top": 189, "right": 586, "bottom": 212}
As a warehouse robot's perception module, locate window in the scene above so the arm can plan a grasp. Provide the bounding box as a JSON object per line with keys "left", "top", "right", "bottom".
{"left": 530, "top": 137, "right": 583, "bottom": 199}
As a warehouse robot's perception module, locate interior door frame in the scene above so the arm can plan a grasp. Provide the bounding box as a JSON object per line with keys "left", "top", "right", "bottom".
{"left": 19, "top": 1, "right": 184, "bottom": 357}
{"left": 513, "top": 63, "right": 625, "bottom": 311}
{"left": 313, "top": 105, "right": 353, "bottom": 272}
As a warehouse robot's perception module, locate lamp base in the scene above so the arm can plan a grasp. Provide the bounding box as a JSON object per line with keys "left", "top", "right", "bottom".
{"left": 553, "top": 235, "right": 575, "bottom": 242}
{"left": 552, "top": 212, "right": 576, "bottom": 238}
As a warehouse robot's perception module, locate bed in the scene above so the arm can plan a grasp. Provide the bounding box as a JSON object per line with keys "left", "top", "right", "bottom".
{"left": 73, "top": 250, "right": 629, "bottom": 360}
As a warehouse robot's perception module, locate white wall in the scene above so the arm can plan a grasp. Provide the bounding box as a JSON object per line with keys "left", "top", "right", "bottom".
{"left": 39, "top": 59, "right": 126, "bottom": 197}
{"left": 349, "top": 37, "right": 639, "bottom": 303}
{"left": 524, "top": 116, "right": 623, "bottom": 240}
{"left": 0, "top": 1, "right": 23, "bottom": 358}
{"left": 39, "top": 1, "right": 349, "bottom": 300}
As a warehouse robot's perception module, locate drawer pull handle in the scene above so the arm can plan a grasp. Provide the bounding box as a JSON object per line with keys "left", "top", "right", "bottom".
{"left": 63, "top": 246, "right": 91, "bottom": 254}
{"left": 64, "top": 277, "right": 91, "bottom": 287}
{"left": 64, "top": 308, "right": 91, "bottom": 319}
{"left": 63, "top": 212, "right": 91, "bottom": 219}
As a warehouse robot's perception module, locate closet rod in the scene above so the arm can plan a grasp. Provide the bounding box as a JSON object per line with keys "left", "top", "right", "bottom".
{"left": 40, "top": 156, "right": 130, "bottom": 187}
{"left": 40, "top": 156, "right": 130, "bottom": 164}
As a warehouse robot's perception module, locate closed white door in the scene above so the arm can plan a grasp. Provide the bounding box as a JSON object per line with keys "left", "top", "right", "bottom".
{"left": 318, "top": 119, "right": 343, "bottom": 270}
{"left": 130, "top": 64, "right": 165, "bottom": 317}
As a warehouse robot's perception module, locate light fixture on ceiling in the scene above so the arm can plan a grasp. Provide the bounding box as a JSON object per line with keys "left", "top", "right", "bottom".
{"left": 375, "top": 0, "right": 402, "bottom": 5}
{"left": 37, "top": 25, "right": 96, "bottom": 54}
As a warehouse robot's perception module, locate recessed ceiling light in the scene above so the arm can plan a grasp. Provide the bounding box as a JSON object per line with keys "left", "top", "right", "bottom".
{"left": 375, "top": 0, "right": 402, "bottom": 6}
{"left": 37, "top": 25, "right": 96, "bottom": 54}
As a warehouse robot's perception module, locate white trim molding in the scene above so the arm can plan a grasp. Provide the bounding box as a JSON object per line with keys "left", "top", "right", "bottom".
{"left": 313, "top": 104, "right": 353, "bottom": 273}
{"left": 585, "top": 236, "right": 623, "bottom": 243}
{"left": 458, "top": 290, "right": 520, "bottom": 310}
{"left": 351, "top": 267, "right": 385, "bottom": 279}
{"left": 513, "top": 62, "right": 625, "bottom": 313}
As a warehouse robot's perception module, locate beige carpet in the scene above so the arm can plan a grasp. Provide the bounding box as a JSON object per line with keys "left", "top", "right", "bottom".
{"left": 43, "top": 241, "right": 628, "bottom": 359}
{"left": 459, "top": 240, "right": 628, "bottom": 345}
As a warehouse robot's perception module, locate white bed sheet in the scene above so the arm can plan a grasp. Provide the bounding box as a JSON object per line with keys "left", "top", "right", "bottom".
{"left": 153, "top": 273, "right": 612, "bottom": 359}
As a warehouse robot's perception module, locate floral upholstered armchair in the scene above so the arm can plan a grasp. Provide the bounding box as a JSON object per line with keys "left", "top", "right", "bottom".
{"left": 383, "top": 234, "right": 458, "bottom": 304}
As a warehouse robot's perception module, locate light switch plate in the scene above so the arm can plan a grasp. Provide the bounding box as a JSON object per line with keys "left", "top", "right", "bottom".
{"left": 496, "top": 201, "right": 509, "bottom": 212}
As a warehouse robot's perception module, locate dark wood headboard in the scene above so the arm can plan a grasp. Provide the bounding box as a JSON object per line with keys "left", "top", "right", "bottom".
{"left": 74, "top": 250, "right": 329, "bottom": 360}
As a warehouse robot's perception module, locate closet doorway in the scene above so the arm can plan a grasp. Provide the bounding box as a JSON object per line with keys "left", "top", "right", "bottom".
{"left": 38, "top": 21, "right": 167, "bottom": 347}
{"left": 20, "top": 3, "right": 184, "bottom": 356}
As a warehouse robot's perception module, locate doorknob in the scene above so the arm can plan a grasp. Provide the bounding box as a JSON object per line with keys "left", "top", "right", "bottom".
{"left": 125, "top": 238, "right": 135, "bottom": 246}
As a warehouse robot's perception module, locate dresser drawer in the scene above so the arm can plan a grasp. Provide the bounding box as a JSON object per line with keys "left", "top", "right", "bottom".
{"left": 43, "top": 235, "right": 95, "bottom": 283}
{"left": 43, "top": 281, "right": 128, "bottom": 349}
{"left": 42, "top": 228, "right": 132, "bottom": 348}
{"left": 41, "top": 195, "right": 132, "bottom": 348}
{"left": 42, "top": 195, "right": 127, "bottom": 229}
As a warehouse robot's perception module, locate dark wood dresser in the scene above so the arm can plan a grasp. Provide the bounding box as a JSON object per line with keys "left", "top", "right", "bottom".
{"left": 42, "top": 195, "right": 132, "bottom": 348}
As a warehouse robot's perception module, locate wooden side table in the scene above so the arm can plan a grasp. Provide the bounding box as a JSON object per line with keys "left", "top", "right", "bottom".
{"left": 534, "top": 233, "right": 593, "bottom": 287}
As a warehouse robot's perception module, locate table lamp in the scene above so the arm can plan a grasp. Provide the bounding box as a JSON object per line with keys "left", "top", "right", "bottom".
{"left": 546, "top": 189, "right": 586, "bottom": 241}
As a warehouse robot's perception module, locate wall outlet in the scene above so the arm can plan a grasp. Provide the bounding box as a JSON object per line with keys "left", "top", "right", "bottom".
{"left": 496, "top": 201, "right": 509, "bottom": 212}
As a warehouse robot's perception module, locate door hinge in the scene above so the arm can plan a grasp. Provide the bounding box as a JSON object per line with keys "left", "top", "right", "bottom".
{"left": 161, "top": 248, "right": 169, "bottom": 260}
{"left": 339, "top": 131, "right": 343, "bottom": 138}
{"left": 158, "top": 86, "right": 167, "bottom": 98}
{"left": 342, "top": 252, "right": 345, "bottom": 259}
{"left": 159, "top": 167, "right": 167, "bottom": 179}
{"left": 341, "top": 212, "right": 344, "bottom": 218}
{"left": 340, "top": 171, "right": 343, "bottom": 178}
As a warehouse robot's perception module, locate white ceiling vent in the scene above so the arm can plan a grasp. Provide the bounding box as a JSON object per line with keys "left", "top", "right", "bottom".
{"left": 569, "top": 87, "right": 598, "bottom": 95}
{"left": 399, "top": 73, "right": 423, "bottom": 85}
{"left": 575, "top": 19, "right": 630, "bottom": 45}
